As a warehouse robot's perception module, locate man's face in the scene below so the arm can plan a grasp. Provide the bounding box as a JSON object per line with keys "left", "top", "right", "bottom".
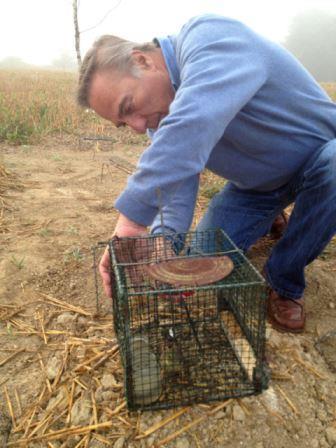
{"left": 88, "top": 52, "right": 175, "bottom": 134}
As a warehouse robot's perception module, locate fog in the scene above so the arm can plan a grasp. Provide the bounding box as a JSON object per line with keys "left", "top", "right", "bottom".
{"left": 0, "top": 0, "right": 335, "bottom": 79}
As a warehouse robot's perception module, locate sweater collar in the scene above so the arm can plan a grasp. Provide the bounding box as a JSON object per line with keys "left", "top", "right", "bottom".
{"left": 154, "top": 36, "right": 180, "bottom": 91}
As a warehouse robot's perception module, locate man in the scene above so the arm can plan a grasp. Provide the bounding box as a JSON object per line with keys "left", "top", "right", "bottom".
{"left": 78, "top": 14, "right": 336, "bottom": 333}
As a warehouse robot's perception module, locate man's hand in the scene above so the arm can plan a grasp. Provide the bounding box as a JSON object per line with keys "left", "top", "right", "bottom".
{"left": 113, "top": 213, "right": 147, "bottom": 238}
{"left": 99, "top": 248, "right": 114, "bottom": 298}
{"left": 99, "top": 214, "right": 147, "bottom": 298}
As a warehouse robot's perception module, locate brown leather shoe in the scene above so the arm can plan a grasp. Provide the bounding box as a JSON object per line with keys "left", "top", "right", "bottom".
{"left": 267, "top": 289, "right": 305, "bottom": 333}
{"left": 270, "top": 212, "right": 288, "bottom": 239}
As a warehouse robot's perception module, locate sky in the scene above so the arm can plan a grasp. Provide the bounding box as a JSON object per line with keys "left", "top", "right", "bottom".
{"left": 0, "top": 0, "right": 335, "bottom": 66}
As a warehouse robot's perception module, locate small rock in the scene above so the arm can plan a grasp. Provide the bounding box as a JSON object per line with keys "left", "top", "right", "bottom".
{"left": 303, "top": 351, "right": 313, "bottom": 362}
{"left": 175, "top": 437, "right": 190, "bottom": 448}
{"left": 326, "top": 427, "right": 336, "bottom": 445}
{"left": 46, "top": 356, "right": 62, "bottom": 380}
{"left": 66, "top": 436, "right": 81, "bottom": 448}
{"left": 315, "top": 330, "right": 336, "bottom": 372}
{"left": 86, "top": 326, "right": 101, "bottom": 336}
{"left": 70, "top": 396, "right": 91, "bottom": 426}
{"left": 329, "top": 302, "right": 335, "bottom": 309}
{"left": 315, "top": 383, "right": 329, "bottom": 401}
{"left": 149, "top": 414, "right": 162, "bottom": 427}
{"left": 319, "top": 437, "right": 329, "bottom": 448}
{"left": 261, "top": 386, "right": 280, "bottom": 412}
{"left": 56, "top": 312, "right": 76, "bottom": 327}
{"left": 0, "top": 413, "right": 11, "bottom": 447}
{"left": 46, "top": 388, "right": 66, "bottom": 412}
{"left": 254, "top": 443, "right": 264, "bottom": 448}
{"left": 214, "top": 410, "right": 226, "bottom": 419}
{"left": 99, "top": 412, "right": 110, "bottom": 423}
{"left": 310, "top": 439, "right": 319, "bottom": 448}
{"left": 113, "top": 436, "right": 126, "bottom": 448}
{"left": 89, "top": 440, "right": 106, "bottom": 448}
{"left": 102, "top": 390, "right": 114, "bottom": 401}
{"left": 101, "top": 373, "right": 118, "bottom": 389}
{"left": 146, "top": 435, "right": 156, "bottom": 447}
{"left": 76, "top": 345, "right": 86, "bottom": 359}
{"left": 139, "top": 417, "right": 150, "bottom": 433}
{"left": 232, "top": 404, "right": 245, "bottom": 422}
{"left": 95, "top": 386, "right": 104, "bottom": 403}
{"left": 77, "top": 316, "right": 88, "bottom": 329}
{"left": 317, "top": 409, "right": 328, "bottom": 422}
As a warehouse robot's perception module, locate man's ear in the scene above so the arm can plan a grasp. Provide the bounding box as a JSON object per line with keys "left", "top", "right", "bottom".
{"left": 131, "top": 50, "right": 156, "bottom": 71}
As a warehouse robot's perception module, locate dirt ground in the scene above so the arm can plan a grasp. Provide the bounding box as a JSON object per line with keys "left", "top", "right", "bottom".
{"left": 1, "top": 134, "right": 336, "bottom": 448}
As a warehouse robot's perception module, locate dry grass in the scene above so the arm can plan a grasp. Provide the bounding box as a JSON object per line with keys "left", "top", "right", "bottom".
{"left": 0, "top": 292, "right": 236, "bottom": 446}
{"left": 0, "top": 70, "right": 88, "bottom": 144}
{"left": 1, "top": 288, "right": 329, "bottom": 445}
{"left": 0, "top": 69, "right": 334, "bottom": 146}
{"left": 0, "top": 69, "right": 149, "bottom": 147}
{"left": 0, "top": 162, "right": 23, "bottom": 232}
{"left": 322, "top": 82, "right": 336, "bottom": 101}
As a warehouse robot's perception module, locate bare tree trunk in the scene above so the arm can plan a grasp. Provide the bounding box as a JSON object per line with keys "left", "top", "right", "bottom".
{"left": 73, "top": 0, "right": 81, "bottom": 68}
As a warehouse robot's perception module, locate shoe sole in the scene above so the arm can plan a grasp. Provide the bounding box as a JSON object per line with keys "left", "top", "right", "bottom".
{"left": 267, "top": 314, "right": 305, "bottom": 334}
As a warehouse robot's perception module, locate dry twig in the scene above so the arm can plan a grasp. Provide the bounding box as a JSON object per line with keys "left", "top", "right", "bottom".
{"left": 156, "top": 400, "right": 232, "bottom": 447}
{"left": 7, "top": 421, "right": 114, "bottom": 445}
{"left": 135, "top": 407, "right": 189, "bottom": 439}
{"left": 38, "top": 292, "right": 92, "bottom": 316}
{"left": 276, "top": 385, "right": 299, "bottom": 415}
{"left": 0, "top": 348, "right": 25, "bottom": 367}
{"left": 292, "top": 350, "right": 327, "bottom": 380}
{"left": 4, "top": 386, "right": 16, "bottom": 428}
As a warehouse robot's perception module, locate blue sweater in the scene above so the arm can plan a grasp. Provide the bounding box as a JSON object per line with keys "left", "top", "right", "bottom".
{"left": 115, "top": 14, "right": 336, "bottom": 233}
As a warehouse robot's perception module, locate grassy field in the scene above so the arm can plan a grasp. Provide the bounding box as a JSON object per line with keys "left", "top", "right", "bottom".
{"left": 321, "top": 82, "right": 336, "bottom": 101}
{"left": 0, "top": 69, "right": 335, "bottom": 146}
{"left": 0, "top": 70, "right": 107, "bottom": 145}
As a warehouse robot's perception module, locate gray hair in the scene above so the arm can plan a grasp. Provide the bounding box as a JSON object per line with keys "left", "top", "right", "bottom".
{"left": 77, "top": 35, "right": 157, "bottom": 108}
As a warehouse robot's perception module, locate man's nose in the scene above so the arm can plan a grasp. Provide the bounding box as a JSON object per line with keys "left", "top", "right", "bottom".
{"left": 126, "top": 116, "right": 147, "bottom": 134}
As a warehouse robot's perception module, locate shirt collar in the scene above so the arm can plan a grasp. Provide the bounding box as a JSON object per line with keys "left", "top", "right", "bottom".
{"left": 154, "top": 36, "right": 180, "bottom": 91}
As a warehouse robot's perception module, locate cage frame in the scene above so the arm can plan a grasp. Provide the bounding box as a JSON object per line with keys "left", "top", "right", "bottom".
{"left": 95, "top": 228, "right": 269, "bottom": 411}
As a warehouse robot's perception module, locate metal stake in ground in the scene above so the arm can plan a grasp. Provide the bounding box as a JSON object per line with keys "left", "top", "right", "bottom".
{"left": 155, "top": 187, "right": 203, "bottom": 353}
{"left": 156, "top": 187, "right": 168, "bottom": 260}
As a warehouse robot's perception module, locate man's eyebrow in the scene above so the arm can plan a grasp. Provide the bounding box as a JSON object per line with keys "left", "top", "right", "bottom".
{"left": 118, "top": 95, "right": 131, "bottom": 119}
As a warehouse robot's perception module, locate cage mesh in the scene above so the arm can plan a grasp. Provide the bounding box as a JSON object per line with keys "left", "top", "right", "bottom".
{"left": 104, "top": 229, "right": 268, "bottom": 411}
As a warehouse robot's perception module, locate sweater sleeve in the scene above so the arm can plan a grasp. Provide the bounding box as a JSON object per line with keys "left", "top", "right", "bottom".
{"left": 150, "top": 173, "right": 200, "bottom": 234}
{"left": 114, "top": 16, "right": 268, "bottom": 226}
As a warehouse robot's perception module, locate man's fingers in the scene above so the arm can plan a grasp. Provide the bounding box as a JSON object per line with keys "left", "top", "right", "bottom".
{"left": 99, "top": 248, "right": 112, "bottom": 298}
{"left": 99, "top": 235, "right": 180, "bottom": 299}
{"left": 101, "top": 270, "right": 112, "bottom": 298}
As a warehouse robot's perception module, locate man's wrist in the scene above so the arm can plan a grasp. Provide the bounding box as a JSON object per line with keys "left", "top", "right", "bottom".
{"left": 113, "top": 213, "right": 147, "bottom": 237}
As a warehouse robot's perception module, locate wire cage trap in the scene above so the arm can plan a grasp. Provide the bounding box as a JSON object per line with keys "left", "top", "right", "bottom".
{"left": 95, "top": 229, "right": 269, "bottom": 411}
